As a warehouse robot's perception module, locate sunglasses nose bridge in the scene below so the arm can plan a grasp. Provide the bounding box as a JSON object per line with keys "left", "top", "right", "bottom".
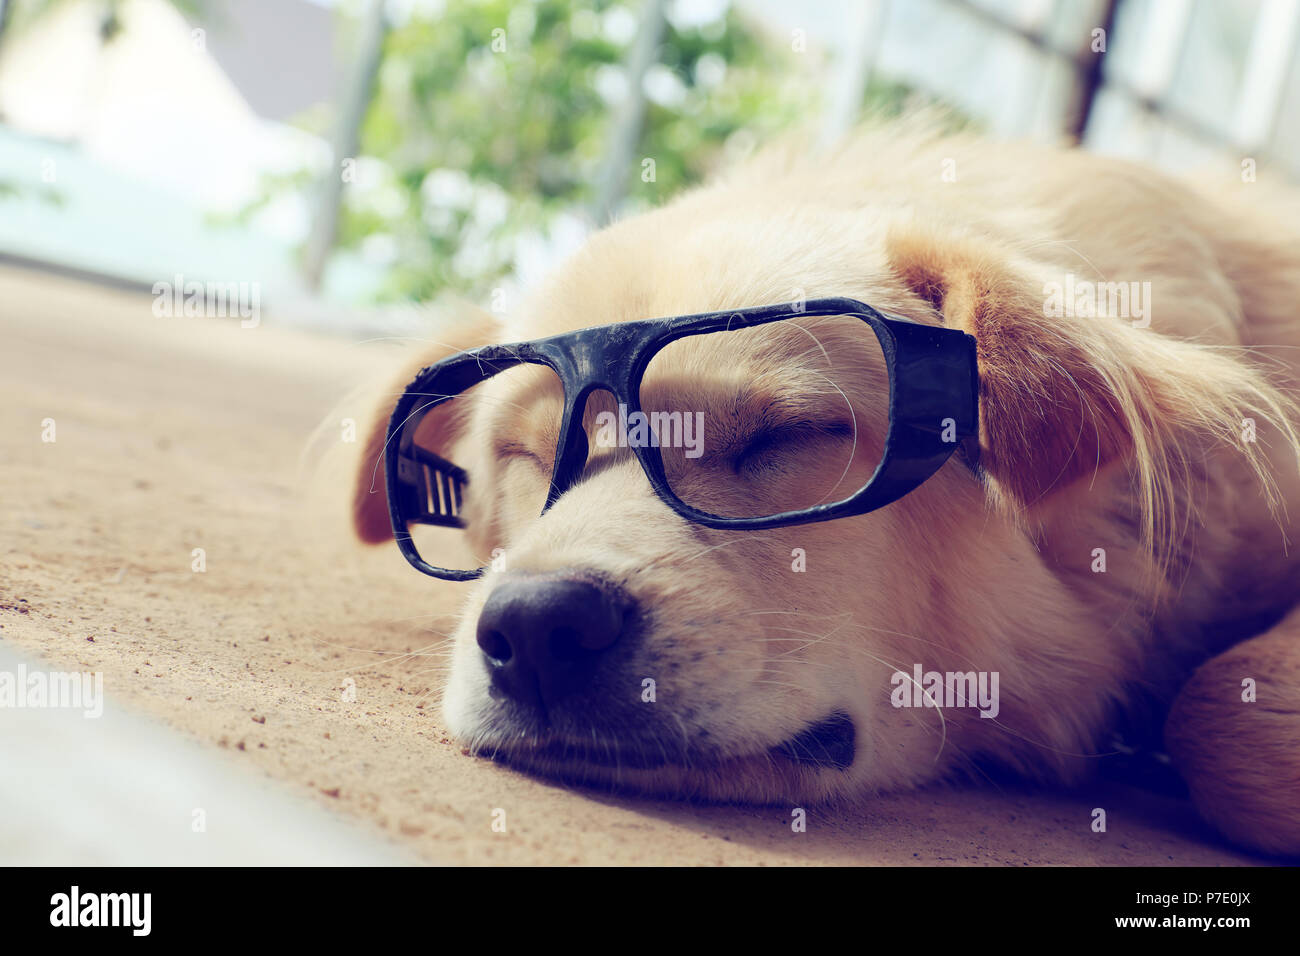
{"left": 537, "top": 339, "right": 645, "bottom": 514}
{"left": 543, "top": 412, "right": 590, "bottom": 512}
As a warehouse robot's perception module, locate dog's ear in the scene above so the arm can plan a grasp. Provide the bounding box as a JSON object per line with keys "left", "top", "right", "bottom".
{"left": 352, "top": 307, "right": 500, "bottom": 544}
{"left": 885, "top": 224, "right": 1135, "bottom": 509}
{"left": 883, "top": 223, "right": 1296, "bottom": 560}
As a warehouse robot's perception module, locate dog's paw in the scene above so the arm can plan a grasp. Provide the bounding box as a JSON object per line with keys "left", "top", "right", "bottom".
{"left": 1165, "top": 621, "right": 1300, "bottom": 857}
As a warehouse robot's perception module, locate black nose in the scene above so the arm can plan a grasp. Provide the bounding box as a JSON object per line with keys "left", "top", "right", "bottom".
{"left": 476, "top": 574, "right": 630, "bottom": 710}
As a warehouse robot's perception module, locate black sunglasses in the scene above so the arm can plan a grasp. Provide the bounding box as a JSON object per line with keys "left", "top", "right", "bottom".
{"left": 384, "top": 296, "right": 979, "bottom": 580}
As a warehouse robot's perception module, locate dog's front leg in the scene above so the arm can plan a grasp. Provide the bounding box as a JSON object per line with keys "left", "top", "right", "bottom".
{"left": 1165, "top": 604, "right": 1300, "bottom": 857}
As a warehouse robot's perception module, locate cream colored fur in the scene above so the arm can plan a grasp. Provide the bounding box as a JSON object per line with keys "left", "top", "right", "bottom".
{"left": 349, "top": 122, "right": 1300, "bottom": 856}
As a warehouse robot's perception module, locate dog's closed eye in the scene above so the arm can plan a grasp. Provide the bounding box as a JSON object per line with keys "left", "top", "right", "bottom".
{"left": 733, "top": 421, "right": 855, "bottom": 475}
{"left": 494, "top": 440, "right": 550, "bottom": 472}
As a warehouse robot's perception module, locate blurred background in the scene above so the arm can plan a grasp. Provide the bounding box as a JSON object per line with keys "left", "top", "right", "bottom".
{"left": 0, "top": 0, "right": 1292, "bottom": 865}
{"left": 1, "top": 0, "right": 1297, "bottom": 333}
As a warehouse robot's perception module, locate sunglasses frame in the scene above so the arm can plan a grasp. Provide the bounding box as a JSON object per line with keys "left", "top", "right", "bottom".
{"left": 385, "top": 297, "right": 980, "bottom": 580}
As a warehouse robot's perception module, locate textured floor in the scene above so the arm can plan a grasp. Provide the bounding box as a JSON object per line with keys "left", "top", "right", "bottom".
{"left": 0, "top": 266, "right": 1263, "bottom": 865}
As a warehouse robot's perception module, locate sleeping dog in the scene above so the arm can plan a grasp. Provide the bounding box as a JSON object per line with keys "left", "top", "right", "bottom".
{"left": 351, "top": 123, "right": 1300, "bottom": 856}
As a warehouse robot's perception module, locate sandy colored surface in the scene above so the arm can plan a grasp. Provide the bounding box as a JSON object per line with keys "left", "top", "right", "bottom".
{"left": 0, "top": 637, "right": 418, "bottom": 865}
{"left": 0, "top": 265, "right": 1264, "bottom": 865}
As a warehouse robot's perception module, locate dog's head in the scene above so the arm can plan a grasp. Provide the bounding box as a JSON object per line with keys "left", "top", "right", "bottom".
{"left": 351, "top": 167, "right": 1293, "bottom": 802}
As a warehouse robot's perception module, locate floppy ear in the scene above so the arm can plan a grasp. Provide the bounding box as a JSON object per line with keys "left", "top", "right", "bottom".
{"left": 885, "top": 224, "right": 1135, "bottom": 507}
{"left": 883, "top": 223, "right": 1296, "bottom": 561}
{"left": 352, "top": 307, "right": 500, "bottom": 544}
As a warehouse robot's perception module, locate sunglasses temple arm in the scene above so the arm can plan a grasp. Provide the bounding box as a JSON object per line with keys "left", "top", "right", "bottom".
{"left": 395, "top": 446, "right": 469, "bottom": 528}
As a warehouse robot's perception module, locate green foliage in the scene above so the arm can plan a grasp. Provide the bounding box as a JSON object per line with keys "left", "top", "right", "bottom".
{"left": 235, "top": 0, "right": 956, "bottom": 304}
{"left": 332, "top": 0, "right": 816, "bottom": 303}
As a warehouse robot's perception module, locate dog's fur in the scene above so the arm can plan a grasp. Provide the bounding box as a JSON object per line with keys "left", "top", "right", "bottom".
{"left": 349, "top": 123, "right": 1300, "bottom": 856}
